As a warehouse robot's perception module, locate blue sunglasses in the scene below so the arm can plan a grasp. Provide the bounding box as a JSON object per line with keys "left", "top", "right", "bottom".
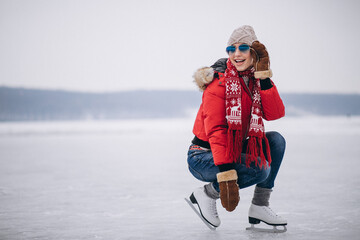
{"left": 226, "top": 44, "right": 250, "bottom": 54}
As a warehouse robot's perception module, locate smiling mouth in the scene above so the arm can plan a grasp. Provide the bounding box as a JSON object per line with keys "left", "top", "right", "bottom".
{"left": 235, "top": 59, "right": 245, "bottom": 63}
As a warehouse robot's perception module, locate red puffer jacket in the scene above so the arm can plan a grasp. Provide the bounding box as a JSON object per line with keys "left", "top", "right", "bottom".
{"left": 192, "top": 71, "right": 285, "bottom": 166}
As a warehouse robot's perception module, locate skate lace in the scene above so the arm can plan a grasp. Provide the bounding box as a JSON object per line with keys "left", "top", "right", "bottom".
{"left": 210, "top": 200, "right": 218, "bottom": 217}
{"left": 265, "top": 206, "right": 280, "bottom": 218}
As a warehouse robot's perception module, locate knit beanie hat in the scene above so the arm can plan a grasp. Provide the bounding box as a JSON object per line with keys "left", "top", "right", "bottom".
{"left": 227, "top": 25, "right": 258, "bottom": 46}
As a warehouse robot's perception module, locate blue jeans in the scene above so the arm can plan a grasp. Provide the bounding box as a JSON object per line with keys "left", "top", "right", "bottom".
{"left": 187, "top": 131, "right": 286, "bottom": 192}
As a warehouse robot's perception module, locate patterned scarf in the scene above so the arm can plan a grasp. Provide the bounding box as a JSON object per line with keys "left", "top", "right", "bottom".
{"left": 225, "top": 59, "right": 271, "bottom": 168}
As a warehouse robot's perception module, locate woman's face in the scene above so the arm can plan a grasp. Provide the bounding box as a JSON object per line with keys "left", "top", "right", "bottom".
{"left": 228, "top": 43, "right": 253, "bottom": 72}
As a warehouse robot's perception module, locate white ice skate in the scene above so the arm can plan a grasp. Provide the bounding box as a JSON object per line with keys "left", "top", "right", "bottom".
{"left": 184, "top": 187, "right": 220, "bottom": 230}
{"left": 246, "top": 203, "right": 287, "bottom": 233}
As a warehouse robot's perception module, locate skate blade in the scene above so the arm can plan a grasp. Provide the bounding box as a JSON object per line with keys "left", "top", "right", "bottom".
{"left": 246, "top": 224, "right": 287, "bottom": 233}
{"left": 184, "top": 198, "right": 217, "bottom": 231}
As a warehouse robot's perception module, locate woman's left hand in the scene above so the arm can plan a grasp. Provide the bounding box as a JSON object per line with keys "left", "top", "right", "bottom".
{"left": 251, "top": 41, "right": 273, "bottom": 79}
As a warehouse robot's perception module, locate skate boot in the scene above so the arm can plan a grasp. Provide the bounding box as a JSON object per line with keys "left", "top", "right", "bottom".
{"left": 185, "top": 186, "right": 220, "bottom": 230}
{"left": 246, "top": 203, "right": 287, "bottom": 233}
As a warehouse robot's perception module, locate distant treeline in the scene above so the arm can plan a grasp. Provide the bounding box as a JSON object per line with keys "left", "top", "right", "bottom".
{"left": 0, "top": 86, "right": 359, "bottom": 121}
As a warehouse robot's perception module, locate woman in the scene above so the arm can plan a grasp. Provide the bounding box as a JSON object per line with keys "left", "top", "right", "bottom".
{"left": 186, "top": 25, "right": 287, "bottom": 231}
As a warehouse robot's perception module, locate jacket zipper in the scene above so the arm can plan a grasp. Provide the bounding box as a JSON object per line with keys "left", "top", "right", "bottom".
{"left": 245, "top": 84, "right": 253, "bottom": 101}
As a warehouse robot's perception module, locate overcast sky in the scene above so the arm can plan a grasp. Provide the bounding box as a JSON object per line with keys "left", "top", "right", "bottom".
{"left": 1, "top": 0, "right": 360, "bottom": 93}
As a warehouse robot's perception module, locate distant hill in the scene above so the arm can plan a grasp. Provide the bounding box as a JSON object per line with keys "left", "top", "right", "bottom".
{"left": 0, "top": 87, "right": 201, "bottom": 121}
{"left": 281, "top": 93, "right": 360, "bottom": 116}
{"left": 0, "top": 86, "right": 359, "bottom": 121}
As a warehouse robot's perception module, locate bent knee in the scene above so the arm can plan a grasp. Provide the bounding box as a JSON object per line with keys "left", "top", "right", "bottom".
{"left": 266, "top": 131, "right": 286, "bottom": 152}
{"left": 257, "top": 166, "right": 271, "bottom": 183}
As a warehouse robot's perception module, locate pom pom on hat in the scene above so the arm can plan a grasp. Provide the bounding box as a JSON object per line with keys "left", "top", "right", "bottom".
{"left": 227, "top": 25, "right": 258, "bottom": 46}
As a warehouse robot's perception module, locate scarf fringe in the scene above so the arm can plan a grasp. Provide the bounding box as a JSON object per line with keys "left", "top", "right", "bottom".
{"left": 264, "top": 135, "right": 272, "bottom": 167}
{"left": 226, "top": 129, "right": 243, "bottom": 163}
{"left": 246, "top": 136, "right": 270, "bottom": 168}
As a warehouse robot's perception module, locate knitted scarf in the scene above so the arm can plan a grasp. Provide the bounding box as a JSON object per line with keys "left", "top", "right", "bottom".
{"left": 224, "top": 59, "right": 271, "bottom": 168}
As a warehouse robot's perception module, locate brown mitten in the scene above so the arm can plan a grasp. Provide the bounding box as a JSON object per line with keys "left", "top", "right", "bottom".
{"left": 216, "top": 169, "right": 239, "bottom": 212}
{"left": 251, "top": 41, "right": 273, "bottom": 79}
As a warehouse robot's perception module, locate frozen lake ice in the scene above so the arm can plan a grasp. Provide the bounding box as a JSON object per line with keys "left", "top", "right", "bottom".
{"left": 0, "top": 116, "right": 359, "bottom": 239}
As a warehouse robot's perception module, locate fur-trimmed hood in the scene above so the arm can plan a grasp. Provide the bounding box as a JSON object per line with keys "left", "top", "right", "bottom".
{"left": 193, "top": 67, "right": 214, "bottom": 91}
{"left": 193, "top": 58, "right": 228, "bottom": 91}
